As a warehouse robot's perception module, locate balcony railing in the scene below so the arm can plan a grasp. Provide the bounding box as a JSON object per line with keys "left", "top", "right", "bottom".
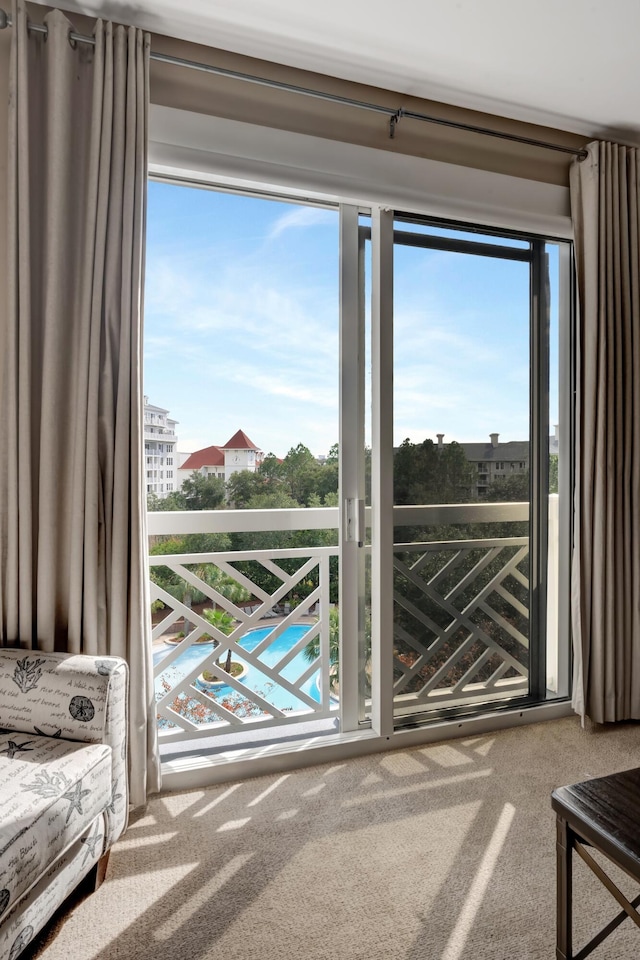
{"left": 144, "top": 427, "right": 176, "bottom": 441}
{"left": 148, "top": 501, "right": 553, "bottom": 745}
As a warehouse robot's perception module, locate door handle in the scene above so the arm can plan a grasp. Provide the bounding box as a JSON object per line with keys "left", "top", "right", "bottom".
{"left": 344, "top": 498, "right": 365, "bottom": 547}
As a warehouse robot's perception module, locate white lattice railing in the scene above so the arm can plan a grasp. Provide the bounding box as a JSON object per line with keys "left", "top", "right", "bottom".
{"left": 148, "top": 502, "right": 539, "bottom": 741}
{"left": 391, "top": 536, "right": 530, "bottom": 714}
{"left": 150, "top": 546, "right": 337, "bottom": 742}
{"left": 149, "top": 508, "right": 339, "bottom": 743}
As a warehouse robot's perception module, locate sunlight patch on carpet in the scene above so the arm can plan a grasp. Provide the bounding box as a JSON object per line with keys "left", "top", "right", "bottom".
{"left": 116, "top": 832, "right": 178, "bottom": 850}
{"left": 302, "top": 782, "right": 326, "bottom": 796}
{"left": 441, "top": 802, "right": 516, "bottom": 960}
{"left": 342, "top": 767, "right": 492, "bottom": 807}
{"left": 160, "top": 790, "right": 205, "bottom": 816}
{"left": 154, "top": 853, "right": 255, "bottom": 939}
{"left": 421, "top": 744, "right": 475, "bottom": 767}
{"left": 247, "top": 774, "right": 290, "bottom": 807}
{"left": 379, "top": 751, "right": 427, "bottom": 776}
{"left": 217, "top": 817, "right": 251, "bottom": 831}
{"left": 194, "top": 782, "right": 241, "bottom": 816}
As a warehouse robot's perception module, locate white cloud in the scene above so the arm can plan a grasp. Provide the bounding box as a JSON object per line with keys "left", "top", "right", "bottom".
{"left": 178, "top": 437, "right": 209, "bottom": 454}
{"left": 228, "top": 367, "right": 336, "bottom": 407}
{"left": 267, "top": 206, "right": 335, "bottom": 240}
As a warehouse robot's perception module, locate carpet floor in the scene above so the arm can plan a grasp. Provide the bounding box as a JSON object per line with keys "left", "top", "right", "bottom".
{"left": 25, "top": 716, "right": 640, "bottom": 959}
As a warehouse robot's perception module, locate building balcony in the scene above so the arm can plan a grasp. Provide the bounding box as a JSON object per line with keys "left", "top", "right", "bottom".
{"left": 144, "top": 428, "right": 177, "bottom": 441}
{"left": 148, "top": 498, "right": 562, "bottom": 767}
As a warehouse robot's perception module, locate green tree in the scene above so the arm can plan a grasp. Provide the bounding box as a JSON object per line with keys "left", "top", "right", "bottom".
{"left": 303, "top": 607, "right": 340, "bottom": 689}
{"left": 147, "top": 490, "right": 184, "bottom": 512}
{"left": 229, "top": 490, "right": 303, "bottom": 600}
{"left": 181, "top": 471, "right": 226, "bottom": 510}
{"left": 201, "top": 607, "right": 237, "bottom": 674}
{"left": 280, "top": 443, "right": 323, "bottom": 505}
{"left": 226, "top": 469, "right": 261, "bottom": 508}
{"left": 314, "top": 444, "right": 339, "bottom": 501}
{"left": 235, "top": 491, "right": 302, "bottom": 552}
{"left": 326, "top": 443, "right": 339, "bottom": 464}
{"left": 303, "top": 607, "right": 371, "bottom": 693}
{"left": 147, "top": 492, "right": 163, "bottom": 512}
{"left": 549, "top": 454, "right": 558, "bottom": 495}
{"left": 394, "top": 438, "right": 475, "bottom": 506}
{"left": 482, "top": 471, "right": 530, "bottom": 503}
{"left": 150, "top": 533, "right": 249, "bottom": 634}
{"left": 257, "top": 452, "right": 284, "bottom": 488}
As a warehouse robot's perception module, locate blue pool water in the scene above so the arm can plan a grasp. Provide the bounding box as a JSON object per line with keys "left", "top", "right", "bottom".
{"left": 154, "top": 623, "right": 318, "bottom": 717}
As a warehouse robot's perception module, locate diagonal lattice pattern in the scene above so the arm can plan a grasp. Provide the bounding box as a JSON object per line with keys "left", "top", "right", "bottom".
{"left": 150, "top": 547, "right": 337, "bottom": 741}
{"left": 392, "top": 536, "right": 530, "bottom": 714}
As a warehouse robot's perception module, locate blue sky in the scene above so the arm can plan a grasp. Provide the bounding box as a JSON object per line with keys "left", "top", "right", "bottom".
{"left": 144, "top": 182, "right": 559, "bottom": 458}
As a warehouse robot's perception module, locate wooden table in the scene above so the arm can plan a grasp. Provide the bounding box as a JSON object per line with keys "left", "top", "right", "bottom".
{"left": 551, "top": 767, "right": 640, "bottom": 960}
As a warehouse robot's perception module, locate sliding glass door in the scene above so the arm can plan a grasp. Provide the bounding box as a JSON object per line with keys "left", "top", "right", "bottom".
{"left": 343, "top": 208, "right": 572, "bottom": 732}
{"left": 145, "top": 182, "right": 571, "bottom": 756}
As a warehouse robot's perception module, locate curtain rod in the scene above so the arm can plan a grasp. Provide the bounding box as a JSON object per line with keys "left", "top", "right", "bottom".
{"left": 0, "top": 8, "right": 588, "bottom": 160}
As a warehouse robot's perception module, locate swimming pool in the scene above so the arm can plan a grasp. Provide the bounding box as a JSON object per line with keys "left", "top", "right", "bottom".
{"left": 154, "top": 623, "right": 319, "bottom": 720}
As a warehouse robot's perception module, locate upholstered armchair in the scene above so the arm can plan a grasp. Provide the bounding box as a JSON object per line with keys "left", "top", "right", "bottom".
{"left": 0, "top": 650, "right": 128, "bottom": 960}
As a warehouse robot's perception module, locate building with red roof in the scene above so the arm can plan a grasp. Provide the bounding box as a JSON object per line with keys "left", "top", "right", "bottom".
{"left": 177, "top": 430, "right": 262, "bottom": 488}
{"left": 179, "top": 445, "right": 225, "bottom": 473}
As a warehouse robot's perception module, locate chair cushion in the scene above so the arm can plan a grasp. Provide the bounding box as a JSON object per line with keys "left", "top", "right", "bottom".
{"left": 0, "top": 819, "right": 104, "bottom": 960}
{"left": 0, "top": 732, "right": 112, "bottom": 920}
{"left": 0, "top": 650, "right": 125, "bottom": 744}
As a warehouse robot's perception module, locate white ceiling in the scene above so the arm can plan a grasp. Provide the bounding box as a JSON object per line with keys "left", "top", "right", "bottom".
{"left": 29, "top": 0, "right": 640, "bottom": 141}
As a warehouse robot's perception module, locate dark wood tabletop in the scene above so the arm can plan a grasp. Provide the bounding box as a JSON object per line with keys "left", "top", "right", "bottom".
{"left": 552, "top": 767, "right": 640, "bottom": 881}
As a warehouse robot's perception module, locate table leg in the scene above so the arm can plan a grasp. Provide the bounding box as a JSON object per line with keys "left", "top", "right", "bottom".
{"left": 556, "top": 815, "right": 573, "bottom": 960}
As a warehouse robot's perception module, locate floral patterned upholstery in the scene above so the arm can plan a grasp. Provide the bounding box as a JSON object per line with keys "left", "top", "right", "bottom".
{"left": 0, "top": 651, "right": 128, "bottom": 960}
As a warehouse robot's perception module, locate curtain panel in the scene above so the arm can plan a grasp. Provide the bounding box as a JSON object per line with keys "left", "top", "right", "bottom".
{"left": 570, "top": 140, "right": 640, "bottom": 723}
{"left": 0, "top": 0, "right": 160, "bottom": 804}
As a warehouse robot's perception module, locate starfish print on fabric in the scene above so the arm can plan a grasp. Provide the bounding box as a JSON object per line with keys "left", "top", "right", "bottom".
{"left": 34, "top": 726, "right": 62, "bottom": 738}
{"left": 63, "top": 780, "right": 91, "bottom": 824}
{"left": 1, "top": 739, "right": 35, "bottom": 759}
{"left": 107, "top": 779, "right": 123, "bottom": 815}
{"left": 81, "top": 830, "right": 104, "bottom": 865}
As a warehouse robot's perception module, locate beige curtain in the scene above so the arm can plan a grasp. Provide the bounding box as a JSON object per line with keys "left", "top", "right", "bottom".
{"left": 570, "top": 140, "right": 640, "bottom": 723}
{"left": 0, "top": 0, "right": 161, "bottom": 805}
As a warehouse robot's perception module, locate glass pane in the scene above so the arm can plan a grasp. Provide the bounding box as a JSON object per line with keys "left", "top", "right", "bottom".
{"left": 145, "top": 183, "right": 342, "bottom": 751}
{"left": 545, "top": 240, "right": 570, "bottom": 700}
{"left": 392, "top": 236, "right": 531, "bottom": 719}
{"left": 393, "top": 218, "right": 531, "bottom": 249}
{"left": 146, "top": 185, "right": 339, "bottom": 463}
{"left": 361, "top": 213, "right": 373, "bottom": 722}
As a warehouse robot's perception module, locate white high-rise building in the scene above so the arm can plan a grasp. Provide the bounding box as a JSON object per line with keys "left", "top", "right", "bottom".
{"left": 144, "top": 398, "right": 178, "bottom": 498}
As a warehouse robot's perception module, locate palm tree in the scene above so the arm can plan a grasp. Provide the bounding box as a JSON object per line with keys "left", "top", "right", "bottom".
{"left": 303, "top": 608, "right": 340, "bottom": 690}
{"left": 156, "top": 563, "right": 208, "bottom": 637}
{"left": 303, "top": 607, "right": 372, "bottom": 693}
{"left": 202, "top": 607, "right": 237, "bottom": 674}
{"left": 152, "top": 561, "right": 251, "bottom": 637}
